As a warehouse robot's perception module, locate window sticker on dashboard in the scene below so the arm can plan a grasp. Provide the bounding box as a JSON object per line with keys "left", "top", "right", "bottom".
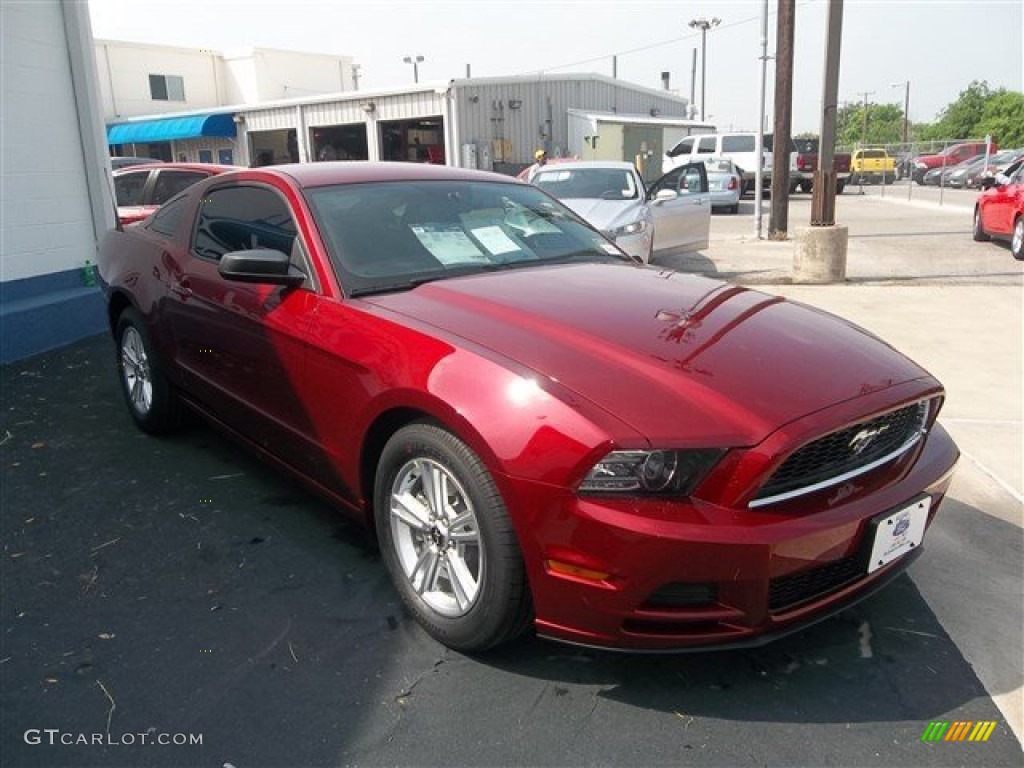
{"left": 409, "top": 225, "right": 489, "bottom": 264}
{"left": 471, "top": 225, "right": 521, "bottom": 255}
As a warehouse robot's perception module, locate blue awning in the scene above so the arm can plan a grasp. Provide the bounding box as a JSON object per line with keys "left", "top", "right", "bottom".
{"left": 107, "top": 113, "right": 237, "bottom": 145}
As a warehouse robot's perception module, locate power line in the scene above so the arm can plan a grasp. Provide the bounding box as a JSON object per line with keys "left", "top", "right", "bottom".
{"left": 512, "top": 10, "right": 771, "bottom": 77}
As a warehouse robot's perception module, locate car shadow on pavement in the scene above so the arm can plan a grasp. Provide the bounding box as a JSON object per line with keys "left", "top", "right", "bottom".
{"left": 3, "top": 334, "right": 1020, "bottom": 766}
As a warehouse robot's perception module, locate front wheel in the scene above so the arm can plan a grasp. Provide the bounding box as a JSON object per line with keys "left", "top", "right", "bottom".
{"left": 115, "top": 308, "right": 183, "bottom": 434}
{"left": 374, "top": 423, "right": 532, "bottom": 652}
{"left": 973, "top": 207, "right": 990, "bottom": 242}
{"left": 1012, "top": 216, "right": 1023, "bottom": 261}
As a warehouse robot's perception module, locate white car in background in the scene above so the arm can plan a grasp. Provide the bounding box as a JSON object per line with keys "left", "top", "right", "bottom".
{"left": 700, "top": 156, "right": 742, "bottom": 214}
{"left": 530, "top": 160, "right": 710, "bottom": 262}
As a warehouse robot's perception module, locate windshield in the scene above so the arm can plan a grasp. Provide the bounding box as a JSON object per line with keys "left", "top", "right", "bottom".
{"left": 306, "top": 180, "right": 630, "bottom": 296}
{"left": 532, "top": 167, "right": 640, "bottom": 201}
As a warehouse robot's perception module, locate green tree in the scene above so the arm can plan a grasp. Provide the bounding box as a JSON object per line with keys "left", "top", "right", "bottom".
{"left": 918, "top": 80, "right": 993, "bottom": 140}
{"left": 976, "top": 90, "right": 1024, "bottom": 147}
{"left": 836, "top": 103, "right": 904, "bottom": 148}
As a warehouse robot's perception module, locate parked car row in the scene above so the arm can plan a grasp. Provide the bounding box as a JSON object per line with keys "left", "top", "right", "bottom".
{"left": 97, "top": 161, "right": 960, "bottom": 653}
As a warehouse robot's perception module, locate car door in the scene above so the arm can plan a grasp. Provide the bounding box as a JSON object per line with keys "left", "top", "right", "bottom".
{"left": 988, "top": 165, "right": 1024, "bottom": 235}
{"left": 164, "top": 182, "right": 320, "bottom": 462}
{"left": 647, "top": 162, "right": 710, "bottom": 253}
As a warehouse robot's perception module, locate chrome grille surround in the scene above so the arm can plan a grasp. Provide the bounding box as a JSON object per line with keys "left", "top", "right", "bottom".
{"left": 749, "top": 400, "right": 931, "bottom": 509}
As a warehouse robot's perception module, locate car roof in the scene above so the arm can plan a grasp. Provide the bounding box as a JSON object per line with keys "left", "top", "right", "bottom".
{"left": 531, "top": 160, "right": 638, "bottom": 172}
{"left": 247, "top": 161, "right": 526, "bottom": 189}
{"left": 113, "top": 162, "right": 240, "bottom": 176}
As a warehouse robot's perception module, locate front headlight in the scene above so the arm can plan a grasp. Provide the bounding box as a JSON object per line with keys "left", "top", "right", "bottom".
{"left": 579, "top": 449, "right": 724, "bottom": 495}
{"left": 612, "top": 219, "right": 648, "bottom": 237}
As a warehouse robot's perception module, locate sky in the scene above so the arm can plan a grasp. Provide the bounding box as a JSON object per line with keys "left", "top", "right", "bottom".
{"left": 87, "top": 0, "right": 1023, "bottom": 134}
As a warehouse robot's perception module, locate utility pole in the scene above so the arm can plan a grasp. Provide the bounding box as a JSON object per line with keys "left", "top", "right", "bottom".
{"left": 754, "top": 0, "right": 769, "bottom": 239}
{"left": 690, "top": 48, "right": 697, "bottom": 117}
{"left": 688, "top": 17, "right": 721, "bottom": 121}
{"left": 810, "top": 0, "right": 843, "bottom": 227}
{"left": 856, "top": 90, "right": 875, "bottom": 146}
{"left": 769, "top": 0, "right": 796, "bottom": 239}
{"left": 890, "top": 80, "right": 910, "bottom": 144}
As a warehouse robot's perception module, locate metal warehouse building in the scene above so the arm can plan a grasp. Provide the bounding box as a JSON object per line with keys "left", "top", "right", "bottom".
{"left": 204, "top": 73, "right": 710, "bottom": 178}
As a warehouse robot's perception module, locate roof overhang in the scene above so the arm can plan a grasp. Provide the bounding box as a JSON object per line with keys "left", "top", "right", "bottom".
{"left": 106, "top": 113, "right": 237, "bottom": 144}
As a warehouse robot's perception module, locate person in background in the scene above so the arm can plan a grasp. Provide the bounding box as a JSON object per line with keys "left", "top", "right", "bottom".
{"left": 527, "top": 149, "right": 547, "bottom": 181}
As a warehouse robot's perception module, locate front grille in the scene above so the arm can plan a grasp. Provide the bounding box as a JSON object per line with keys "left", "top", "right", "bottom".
{"left": 753, "top": 400, "right": 929, "bottom": 506}
{"left": 769, "top": 554, "right": 864, "bottom": 613}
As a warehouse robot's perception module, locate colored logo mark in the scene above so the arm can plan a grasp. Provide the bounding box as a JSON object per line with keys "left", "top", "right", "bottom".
{"left": 921, "top": 721, "right": 997, "bottom": 742}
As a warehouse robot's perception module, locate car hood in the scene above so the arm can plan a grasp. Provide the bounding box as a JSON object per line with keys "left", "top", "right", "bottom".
{"left": 361, "top": 264, "right": 933, "bottom": 446}
{"left": 557, "top": 198, "right": 646, "bottom": 231}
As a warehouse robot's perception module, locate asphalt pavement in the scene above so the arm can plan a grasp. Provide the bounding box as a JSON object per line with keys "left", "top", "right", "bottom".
{"left": 1, "top": 190, "right": 1022, "bottom": 767}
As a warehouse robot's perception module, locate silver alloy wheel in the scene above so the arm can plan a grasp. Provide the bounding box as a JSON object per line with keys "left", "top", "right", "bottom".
{"left": 389, "top": 457, "right": 483, "bottom": 617}
{"left": 1014, "top": 218, "right": 1023, "bottom": 255}
{"left": 120, "top": 326, "right": 153, "bottom": 415}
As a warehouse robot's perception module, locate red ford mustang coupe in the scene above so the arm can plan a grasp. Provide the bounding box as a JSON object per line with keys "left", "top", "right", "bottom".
{"left": 97, "top": 162, "right": 959, "bottom": 652}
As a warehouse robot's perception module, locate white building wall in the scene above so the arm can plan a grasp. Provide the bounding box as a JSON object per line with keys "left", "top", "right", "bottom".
{"left": 94, "top": 41, "right": 356, "bottom": 120}
{"left": 228, "top": 49, "right": 352, "bottom": 102}
{"left": 2, "top": 2, "right": 103, "bottom": 281}
{"left": 95, "top": 39, "right": 222, "bottom": 118}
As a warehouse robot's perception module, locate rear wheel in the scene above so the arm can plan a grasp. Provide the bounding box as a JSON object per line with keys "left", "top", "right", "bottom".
{"left": 374, "top": 423, "right": 532, "bottom": 652}
{"left": 799, "top": 180, "right": 812, "bottom": 194}
{"left": 115, "top": 308, "right": 183, "bottom": 434}
{"left": 973, "top": 207, "right": 991, "bottom": 242}
{"left": 1012, "top": 216, "right": 1023, "bottom": 261}
{"left": 836, "top": 180, "right": 846, "bottom": 194}
{"left": 728, "top": 203, "right": 739, "bottom": 214}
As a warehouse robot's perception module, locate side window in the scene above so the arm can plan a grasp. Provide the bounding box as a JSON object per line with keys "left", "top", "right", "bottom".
{"left": 193, "top": 185, "right": 299, "bottom": 263}
{"left": 151, "top": 171, "right": 207, "bottom": 205}
{"left": 114, "top": 172, "right": 149, "bottom": 206}
{"left": 697, "top": 136, "right": 717, "bottom": 154}
{"left": 668, "top": 137, "right": 695, "bottom": 158}
{"left": 148, "top": 197, "right": 188, "bottom": 237}
{"left": 679, "top": 164, "right": 708, "bottom": 195}
{"left": 649, "top": 168, "right": 683, "bottom": 196}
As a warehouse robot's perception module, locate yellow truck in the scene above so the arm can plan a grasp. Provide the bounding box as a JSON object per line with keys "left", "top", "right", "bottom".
{"left": 849, "top": 149, "right": 897, "bottom": 185}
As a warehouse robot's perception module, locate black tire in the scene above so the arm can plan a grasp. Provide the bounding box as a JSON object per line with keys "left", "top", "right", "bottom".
{"left": 799, "top": 180, "right": 812, "bottom": 194}
{"left": 115, "top": 308, "right": 183, "bottom": 434}
{"left": 836, "top": 180, "right": 846, "bottom": 195}
{"left": 374, "top": 423, "right": 532, "bottom": 652}
{"left": 728, "top": 203, "right": 739, "bottom": 214}
{"left": 1012, "top": 216, "right": 1023, "bottom": 261}
{"left": 973, "top": 207, "right": 990, "bottom": 242}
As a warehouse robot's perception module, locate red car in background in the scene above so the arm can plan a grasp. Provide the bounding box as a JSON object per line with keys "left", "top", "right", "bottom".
{"left": 97, "top": 162, "right": 959, "bottom": 652}
{"left": 974, "top": 159, "right": 1024, "bottom": 260}
{"left": 113, "top": 162, "right": 238, "bottom": 225}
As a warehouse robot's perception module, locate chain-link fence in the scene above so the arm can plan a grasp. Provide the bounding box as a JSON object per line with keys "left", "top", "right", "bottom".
{"left": 834, "top": 138, "right": 1016, "bottom": 205}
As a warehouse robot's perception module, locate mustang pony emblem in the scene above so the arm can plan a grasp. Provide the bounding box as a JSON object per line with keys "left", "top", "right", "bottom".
{"left": 849, "top": 424, "right": 892, "bottom": 456}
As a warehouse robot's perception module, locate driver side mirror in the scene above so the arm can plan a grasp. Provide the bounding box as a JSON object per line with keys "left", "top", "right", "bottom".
{"left": 652, "top": 188, "right": 678, "bottom": 203}
{"left": 218, "top": 249, "right": 306, "bottom": 287}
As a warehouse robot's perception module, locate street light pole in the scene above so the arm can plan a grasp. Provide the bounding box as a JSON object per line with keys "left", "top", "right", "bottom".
{"left": 688, "top": 16, "right": 721, "bottom": 121}
{"left": 403, "top": 55, "right": 424, "bottom": 84}
{"left": 890, "top": 80, "right": 910, "bottom": 144}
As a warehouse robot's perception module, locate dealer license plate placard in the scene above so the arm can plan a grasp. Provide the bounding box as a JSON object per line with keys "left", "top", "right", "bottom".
{"left": 867, "top": 496, "right": 930, "bottom": 574}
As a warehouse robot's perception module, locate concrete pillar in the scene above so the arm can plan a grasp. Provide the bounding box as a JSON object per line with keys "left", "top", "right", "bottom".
{"left": 793, "top": 225, "right": 849, "bottom": 283}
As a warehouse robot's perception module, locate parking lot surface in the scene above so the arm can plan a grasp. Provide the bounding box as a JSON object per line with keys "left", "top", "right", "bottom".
{"left": 2, "top": 192, "right": 1022, "bottom": 766}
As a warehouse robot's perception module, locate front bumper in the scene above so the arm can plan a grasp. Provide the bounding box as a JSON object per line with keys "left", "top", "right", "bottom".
{"left": 500, "top": 422, "right": 958, "bottom": 651}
